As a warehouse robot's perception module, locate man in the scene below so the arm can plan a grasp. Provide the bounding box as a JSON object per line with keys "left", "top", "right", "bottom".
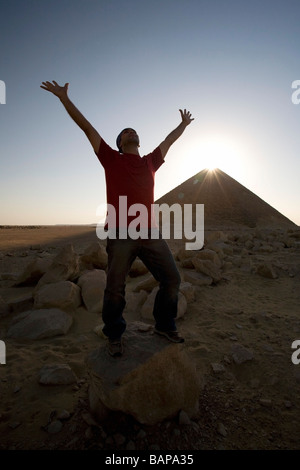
{"left": 40, "top": 80, "right": 194, "bottom": 357}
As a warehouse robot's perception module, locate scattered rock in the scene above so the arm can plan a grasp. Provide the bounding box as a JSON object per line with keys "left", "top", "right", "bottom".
{"left": 211, "top": 363, "right": 226, "bottom": 373}
{"left": 79, "top": 242, "right": 108, "bottom": 270}
{"left": 47, "top": 420, "right": 63, "bottom": 434}
{"left": 192, "top": 258, "right": 222, "bottom": 283}
{"left": 6, "top": 308, "right": 73, "bottom": 339}
{"left": 179, "top": 282, "right": 195, "bottom": 303}
{"left": 34, "top": 280, "right": 81, "bottom": 311}
{"left": 182, "top": 270, "right": 212, "bottom": 286}
{"left": 141, "top": 287, "right": 187, "bottom": 321}
{"left": 7, "top": 293, "right": 34, "bottom": 314}
{"left": 128, "top": 259, "right": 148, "bottom": 277}
{"left": 259, "top": 398, "right": 272, "bottom": 408}
{"left": 14, "top": 257, "right": 53, "bottom": 286}
{"left": 217, "top": 422, "right": 227, "bottom": 437}
{"left": 256, "top": 263, "right": 278, "bottom": 279}
{"left": 38, "top": 364, "right": 77, "bottom": 385}
{"left": 124, "top": 291, "right": 148, "bottom": 316}
{"left": 77, "top": 269, "right": 106, "bottom": 313}
{"left": 194, "top": 248, "right": 223, "bottom": 267}
{"left": 57, "top": 410, "right": 71, "bottom": 420}
{"left": 36, "top": 244, "right": 79, "bottom": 289}
{"left": 133, "top": 275, "right": 159, "bottom": 293}
{"left": 231, "top": 343, "right": 254, "bottom": 364}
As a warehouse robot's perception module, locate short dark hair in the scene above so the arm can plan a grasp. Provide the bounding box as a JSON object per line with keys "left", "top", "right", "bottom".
{"left": 116, "top": 128, "right": 136, "bottom": 152}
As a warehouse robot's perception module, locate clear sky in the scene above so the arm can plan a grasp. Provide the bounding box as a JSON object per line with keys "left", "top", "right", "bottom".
{"left": 1, "top": 0, "right": 300, "bottom": 226}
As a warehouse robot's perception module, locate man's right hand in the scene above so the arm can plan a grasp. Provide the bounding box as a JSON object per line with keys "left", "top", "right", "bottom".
{"left": 40, "top": 80, "right": 69, "bottom": 101}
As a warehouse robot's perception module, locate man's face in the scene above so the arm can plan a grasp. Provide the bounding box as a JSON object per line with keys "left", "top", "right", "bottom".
{"left": 119, "top": 128, "right": 140, "bottom": 150}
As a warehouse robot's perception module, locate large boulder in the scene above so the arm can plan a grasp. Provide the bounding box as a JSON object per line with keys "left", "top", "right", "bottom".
{"left": 141, "top": 287, "right": 187, "bottom": 321}
{"left": 86, "top": 322, "right": 201, "bottom": 425}
{"left": 124, "top": 291, "right": 148, "bottom": 315}
{"left": 6, "top": 308, "right": 73, "bottom": 340}
{"left": 34, "top": 281, "right": 82, "bottom": 311}
{"left": 14, "top": 256, "right": 53, "bottom": 286}
{"left": 77, "top": 269, "right": 106, "bottom": 313}
{"left": 79, "top": 242, "right": 108, "bottom": 270}
{"left": 36, "top": 244, "right": 79, "bottom": 290}
{"left": 133, "top": 275, "right": 159, "bottom": 293}
{"left": 128, "top": 259, "right": 148, "bottom": 277}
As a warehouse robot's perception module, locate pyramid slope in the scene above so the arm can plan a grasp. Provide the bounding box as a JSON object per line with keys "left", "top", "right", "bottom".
{"left": 155, "top": 168, "right": 296, "bottom": 229}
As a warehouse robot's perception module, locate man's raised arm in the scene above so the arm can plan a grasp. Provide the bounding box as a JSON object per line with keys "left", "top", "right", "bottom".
{"left": 40, "top": 80, "right": 101, "bottom": 154}
{"left": 159, "top": 109, "right": 194, "bottom": 159}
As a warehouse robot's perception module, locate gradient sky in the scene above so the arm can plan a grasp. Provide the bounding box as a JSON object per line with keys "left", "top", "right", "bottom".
{"left": 1, "top": 0, "right": 300, "bottom": 226}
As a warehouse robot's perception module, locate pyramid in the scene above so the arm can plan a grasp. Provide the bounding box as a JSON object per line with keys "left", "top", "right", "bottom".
{"left": 155, "top": 168, "right": 296, "bottom": 229}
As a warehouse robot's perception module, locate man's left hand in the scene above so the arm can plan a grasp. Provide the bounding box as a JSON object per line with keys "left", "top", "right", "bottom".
{"left": 180, "top": 109, "right": 194, "bottom": 126}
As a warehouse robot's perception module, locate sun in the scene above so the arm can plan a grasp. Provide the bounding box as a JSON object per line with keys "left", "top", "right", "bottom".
{"left": 184, "top": 132, "right": 244, "bottom": 177}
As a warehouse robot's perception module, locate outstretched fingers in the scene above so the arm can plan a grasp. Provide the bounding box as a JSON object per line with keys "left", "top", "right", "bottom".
{"left": 179, "top": 108, "right": 194, "bottom": 124}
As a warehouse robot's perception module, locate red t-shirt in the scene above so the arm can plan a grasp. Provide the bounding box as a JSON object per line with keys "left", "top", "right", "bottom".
{"left": 95, "top": 139, "right": 164, "bottom": 229}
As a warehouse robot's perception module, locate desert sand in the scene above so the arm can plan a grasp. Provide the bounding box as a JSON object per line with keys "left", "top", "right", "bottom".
{"left": 0, "top": 220, "right": 300, "bottom": 451}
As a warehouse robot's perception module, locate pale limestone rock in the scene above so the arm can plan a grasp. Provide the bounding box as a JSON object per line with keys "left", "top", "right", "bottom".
{"left": 204, "top": 231, "right": 228, "bottom": 245}
{"left": 34, "top": 281, "right": 81, "bottom": 311}
{"left": 192, "top": 258, "right": 222, "bottom": 283}
{"left": 14, "top": 256, "right": 53, "bottom": 286}
{"left": 141, "top": 287, "right": 187, "bottom": 321}
{"left": 86, "top": 322, "right": 201, "bottom": 425}
{"left": 124, "top": 291, "right": 148, "bottom": 315}
{"left": 183, "top": 270, "right": 212, "bottom": 286}
{"left": 256, "top": 263, "right": 278, "bottom": 279}
{"left": 79, "top": 242, "right": 108, "bottom": 270}
{"left": 128, "top": 259, "right": 149, "bottom": 277}
{"left": 176, "top": 247, "right": 198, "bottom": 262}
{"left": 39, "top": 364, "right": 77, "bottom": 385}
{"left": 7, "top": 293, "right": 33, "bottom": 314}
{"left": 194, "top": 248, "right": 222, "bottom": 267}
{"left": 180, "top": 258, "right": 195, "bottom": 269}
{"left": 6, "top": 308, "right": 73, "bottom": 339}
{"left": 179, "top": 282, "right": 195, "bottom": 303}
{"left": 231, "top": 343, "right": 254, "bottom": 364}
{"left": 36, "top": 244, "right": 79, "bottom": 289}
{"left": 77, "top": 269, "right": 106, "bottom": 313}
{"left": 133, "top": 275, "right": 159, "bottom": 293}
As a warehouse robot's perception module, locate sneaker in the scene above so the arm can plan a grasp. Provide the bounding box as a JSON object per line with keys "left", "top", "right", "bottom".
{"left": 154, "top": 328, "right": 185, "bottom": 343}
{"left": 107, "top": 337, "right": 124, "bottom": 357}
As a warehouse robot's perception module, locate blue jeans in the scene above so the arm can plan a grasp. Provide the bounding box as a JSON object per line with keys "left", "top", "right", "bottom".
{"left": 102, "top": 233, "right": 181, "bottom": 340}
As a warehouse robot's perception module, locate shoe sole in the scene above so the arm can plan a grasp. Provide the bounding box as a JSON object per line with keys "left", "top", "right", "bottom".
{"left": 154, "top": 329, "right": 184, "bottom": 343}
{"left": 108, "top": 340, "right": 124, "bottom": 357}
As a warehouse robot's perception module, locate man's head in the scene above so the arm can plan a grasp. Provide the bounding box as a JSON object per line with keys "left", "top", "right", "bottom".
{"left": 116, "top": 128, "right": 140, "bottom": 153}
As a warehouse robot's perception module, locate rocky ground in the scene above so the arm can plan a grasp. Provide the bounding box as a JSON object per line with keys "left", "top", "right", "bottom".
{"left": 0, "top": 225, "right": 300, "bottom": 452}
